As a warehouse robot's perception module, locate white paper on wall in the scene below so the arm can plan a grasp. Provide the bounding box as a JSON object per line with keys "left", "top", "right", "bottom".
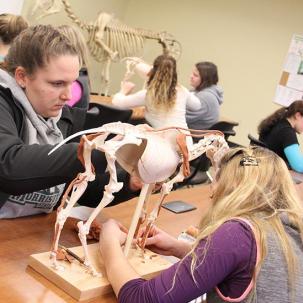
{"left": 275, "top": 34, "right": 303, "bottom": 106}
{"left": 274, "top": 85, "right": 303, "bottom": 107}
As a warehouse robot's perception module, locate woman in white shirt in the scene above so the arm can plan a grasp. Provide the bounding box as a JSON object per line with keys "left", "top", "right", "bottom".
{"left": 112, "top": 54, "right": 201, "bottom": 130}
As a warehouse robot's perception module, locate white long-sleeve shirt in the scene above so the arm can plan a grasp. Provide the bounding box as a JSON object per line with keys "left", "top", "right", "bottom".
{"left": 113, "top": 86, "right": 201, "bottom": 129}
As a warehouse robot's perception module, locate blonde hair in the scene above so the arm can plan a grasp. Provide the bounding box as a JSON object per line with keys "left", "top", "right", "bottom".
{"left": 0, "top": 13, "right": 28, "bottom": 44}
{"left": 57, "top": 25, "right": 89, "bottom": 68}
{"left": 146, "top": 54, "right": 177, "bottom": 111}
{"left": 3, "top": 24, "right": 79, "bottom": 76}
{"left": 190, "top": 147, "right": 303, "bottom": 295}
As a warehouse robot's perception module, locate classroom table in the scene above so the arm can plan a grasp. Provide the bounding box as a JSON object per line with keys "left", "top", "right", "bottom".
{"left": 90, "top": 94, "right": 145, "bottom": 120}
{"left": 0, "top": 184, "right": 212, "bottom": 303}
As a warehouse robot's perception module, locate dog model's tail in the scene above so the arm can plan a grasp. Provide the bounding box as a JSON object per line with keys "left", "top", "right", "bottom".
{"left": 48, "top": 127, "right": 104, "bottom": 155}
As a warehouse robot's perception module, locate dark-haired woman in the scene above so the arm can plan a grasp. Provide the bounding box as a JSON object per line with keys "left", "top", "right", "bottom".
{"left": 258, "top": 100, "right": 303, "bottom": 173}
{"left": 186, "top": 61, "right": 223, "bottom": 130}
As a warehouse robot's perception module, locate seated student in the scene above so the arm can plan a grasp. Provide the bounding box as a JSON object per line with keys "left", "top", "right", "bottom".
{"left": 258, "top": 100, "right": 303, "bottom": 173}
{"left": 0, "top": 25, "right": 139, "bottom": 219}
{"left": 99, "top": 147, "right": 303, "bottom": 303}
{"left": 57, "top": 25, "right": 90, "bottom": 110}
{"left": 112, "top": 54, "right": 201, "bottom": 130}
{"left": 0, "top": 13, "right": 28, "bottom": 62}
{"left": 186, "top": 61, "right": 223, "bottom": 130}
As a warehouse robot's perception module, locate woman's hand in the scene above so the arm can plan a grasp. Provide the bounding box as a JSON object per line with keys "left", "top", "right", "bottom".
{"left": 129, "top": 174, "right": 143, "bottom": 191}
{"left": 138, "top": 225, "right": 191, "bottom": 258}
{"left": 120, "top": 81, "right": 135, "bottom": 95}
{"left": 99, "top": 219, "right": 128, "bottom": 256}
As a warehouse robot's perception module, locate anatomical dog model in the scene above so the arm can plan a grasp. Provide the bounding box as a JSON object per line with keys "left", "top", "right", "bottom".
{"left": 48, "top": 122, "right": 228, "bottom": 276}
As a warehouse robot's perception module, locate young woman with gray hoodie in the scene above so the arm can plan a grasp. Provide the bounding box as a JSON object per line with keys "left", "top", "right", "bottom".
{"left": 186, "top": 61, "right": 223, "bottom": 130}
{"left": 0, "top": 25, "right": 139, "bottom": 219}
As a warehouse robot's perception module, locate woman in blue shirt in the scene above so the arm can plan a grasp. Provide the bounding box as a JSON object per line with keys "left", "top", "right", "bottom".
{"left": 258, "top": 100, "right": 303, "bottom": 172}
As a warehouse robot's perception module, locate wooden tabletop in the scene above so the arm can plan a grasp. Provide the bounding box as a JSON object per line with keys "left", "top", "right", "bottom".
{"left": 89, "top": 94, "right": 145, "bottom": 120}
{"left": 0, "top": 185, "right": 212, "bottom": 303}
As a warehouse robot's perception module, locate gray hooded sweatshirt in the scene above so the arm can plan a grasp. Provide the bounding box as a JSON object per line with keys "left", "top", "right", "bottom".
{"left": 0, "top": 69, "right": 66, "bottom": 218}
{"left": 186, "top": 85, "right": 224, "bottom": 130}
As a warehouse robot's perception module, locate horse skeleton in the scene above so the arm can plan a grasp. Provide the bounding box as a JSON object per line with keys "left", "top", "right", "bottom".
{"left": 32, "top": 0, "right": 182, "bottom": 95}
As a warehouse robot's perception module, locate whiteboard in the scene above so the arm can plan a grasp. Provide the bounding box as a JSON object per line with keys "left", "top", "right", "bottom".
{"left": 0, "top": 0, "right": 24, "bottom": 14}
{"left": 274, "top": 34, "right": 303, "bottom": 106}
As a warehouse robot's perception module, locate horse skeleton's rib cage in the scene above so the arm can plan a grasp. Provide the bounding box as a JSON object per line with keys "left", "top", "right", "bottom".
{"left": 62, "top": 0, "right": 181, "bottom": 61}
{"left": 47, "top": 122, "right": 229, "bottom": 276}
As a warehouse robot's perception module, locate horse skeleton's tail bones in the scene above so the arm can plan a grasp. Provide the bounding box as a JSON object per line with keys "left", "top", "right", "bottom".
{"left": 48, "top": 122, "right": 228, "bottom": 276}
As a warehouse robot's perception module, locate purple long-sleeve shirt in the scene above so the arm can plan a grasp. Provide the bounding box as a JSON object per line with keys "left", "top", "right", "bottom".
{"left": 118, "top": 220, "right": 257, "bottom": 303}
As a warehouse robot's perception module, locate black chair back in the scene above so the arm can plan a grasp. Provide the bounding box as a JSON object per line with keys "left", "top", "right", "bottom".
{"left": 210, "top": 120, "right": 239, "bottom": 142}
{"left": 248, "top": 134, "right": 268, "bottom": 148}
{"left": 84, "top": 102, "right": 133, "bottom": 129}
{"left": 177, "top": 119, "right": 240, "bottom": 188}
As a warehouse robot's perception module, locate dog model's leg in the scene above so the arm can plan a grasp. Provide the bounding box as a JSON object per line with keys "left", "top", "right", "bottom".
{"left": 123, "top": 183, "right": 154, "bottom": 256}
{"left": 77, "top": 135, "right": 141, "bottom": 276}
{"left": 50, "top": 174, "right": 89, "bottom": 270}
{"left": 139, "top": 166, "right": 186, "bottom": 249}
{"left": 133, "top": 182, "right": 155, "bottom": 241}
{"left": 50, "top": 135, "right": 96, "bottom": 270}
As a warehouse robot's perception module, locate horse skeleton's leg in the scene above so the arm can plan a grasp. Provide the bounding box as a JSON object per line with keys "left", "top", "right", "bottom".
{"left": 100, "top": 57, "right": 111, "bottom": 95}
{"left": 95, "top": 33, "right": 118, "bottom": 60}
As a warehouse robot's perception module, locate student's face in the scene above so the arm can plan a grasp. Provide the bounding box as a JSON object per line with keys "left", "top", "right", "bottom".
{"left": 294, "top": 112, "right": 303, "bottom": 134}
{"left": 189, "top": 67, "right": 201, "bottom": 89}
{"left": 15, "top": 55, "right": 79, "bottom": 118}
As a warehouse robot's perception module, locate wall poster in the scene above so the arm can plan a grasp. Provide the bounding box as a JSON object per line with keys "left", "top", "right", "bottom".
{"left": 274, "top": 34, "right": 303, "bottom": 106}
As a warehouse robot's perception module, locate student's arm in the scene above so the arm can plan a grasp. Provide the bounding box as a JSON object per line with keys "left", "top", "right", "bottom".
{"left": 100, "top": 220, "right": 256, "bottom": 303}
{"left": 187, "top": 93, "right": 201, "bottom": 110}
{"left": 133, "top": 61, "right": 152, "bottom": 79}
{"left": 284, "top": 144, "right": 303, "bottom": 173}
{"left": 182, "top": 86, "right": 201, "bottom": 111}
{"left": 141, "top": 225, "right": 192, "bottom": 258}
{"left": 99, "top": 219, "right": 141, "bottom": 296}
{"left": 0, "top": 99, "right": 131, "bottom": 200}
{"left": 0, "top": 99, "right": 86, "bottom": 194}
{"left": 112, "top": 89, "right": 146, "bottom": 109}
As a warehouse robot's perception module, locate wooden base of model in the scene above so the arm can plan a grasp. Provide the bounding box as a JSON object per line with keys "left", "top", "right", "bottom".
{"left": 28, "top": 243, "right": 172, "bottom": 301}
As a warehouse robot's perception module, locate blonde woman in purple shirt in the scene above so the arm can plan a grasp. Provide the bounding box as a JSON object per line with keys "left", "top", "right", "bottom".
{"left": 99, "top": 147, "right": 303, "bottom": 303}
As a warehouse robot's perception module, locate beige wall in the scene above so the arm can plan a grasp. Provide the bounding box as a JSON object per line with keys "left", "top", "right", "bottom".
{"left": 22, "top": 0, "right": 303, "bottom": 145}
{"left": 22, "top": 0, "right": 131, "bottom": 97}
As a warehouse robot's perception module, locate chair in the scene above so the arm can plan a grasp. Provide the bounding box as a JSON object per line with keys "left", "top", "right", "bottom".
{"left": 248, "top": 134, "right": 268, "bottom": 148}
{"left": 210, "top": 120, "right": 239, "bottom": 144}
{"left": 175, "top": 120, "right": 240, "bottom": 188}
{"left": 84, "top": 102, "right": 133, "bottom": 129}
{"left": 182, "top": 120, "right": 240, "bottom": 187}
